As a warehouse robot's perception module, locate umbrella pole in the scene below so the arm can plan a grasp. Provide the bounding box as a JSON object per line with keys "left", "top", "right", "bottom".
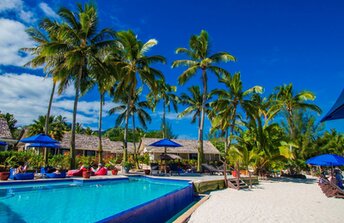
{"left": 164, "top": 147, "right": 167, "bottom": 174}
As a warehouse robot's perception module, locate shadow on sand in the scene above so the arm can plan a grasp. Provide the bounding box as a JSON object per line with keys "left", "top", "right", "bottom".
{"left": 265, "top": 176, "right": 317, "bottom": 184}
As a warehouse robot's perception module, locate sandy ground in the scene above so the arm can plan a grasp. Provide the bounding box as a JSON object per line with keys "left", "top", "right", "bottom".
{"left": 189, "top": 176, "right": 344, "bottom": 223}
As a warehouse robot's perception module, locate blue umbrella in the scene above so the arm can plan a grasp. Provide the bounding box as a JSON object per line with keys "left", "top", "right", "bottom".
{"left": 149, "top": 138, "right": 182, "bottom": 147}
{"left": 20, "top": 133, "right": 59, "bottom": 144}
{"left": 149, "top": 139, "right": 182, "bottom": 174}
{"left": 321, "top": 89, "right": 344, "bottom": 122}
{"left": 0, "top": 141, "right": 7, "bottom": 146}
{"left": 306, "top": 154, "right": 344, "bottom": 166}
{"left": 27, "top": 143, "right": 60, "bottom": 148}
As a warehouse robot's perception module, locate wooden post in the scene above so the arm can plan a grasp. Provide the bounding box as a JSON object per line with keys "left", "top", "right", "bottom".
{"left": 249, "top": 169, "right": 252, "bottom": 189}
{"left": 236, "top": 161, "right": 240, "bottom": 190}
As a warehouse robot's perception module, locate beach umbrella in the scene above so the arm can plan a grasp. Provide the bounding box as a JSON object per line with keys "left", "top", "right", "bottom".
{"left": 149, "top": 138, "right": 183, "bottom": 148}
{"left": 306, "top": 154, "right": 344, "bottom": 166}
{"left": 149, "top": 139, "right": 182, "bottom": 173}
{"left": 0, "top": 141, "right": 7, "bottom": 146}
{"left": 321, "top": 89, "right": 344, "bottom": 122}
{"left": 20, "top": 133, "right": 59, "bottom": 144}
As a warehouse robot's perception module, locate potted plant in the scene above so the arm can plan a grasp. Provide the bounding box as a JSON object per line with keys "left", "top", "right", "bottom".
{"left": 0, "top": 156, "right": 14, "bottom": 180}
{"left": 123, "top": 161, "right": 132, "bottom": 174}
{"left": 105, "top": 162, "right": 118, "bottom": 175}
{"left": 80, "top": 156, "right": 93, "bottom": 179}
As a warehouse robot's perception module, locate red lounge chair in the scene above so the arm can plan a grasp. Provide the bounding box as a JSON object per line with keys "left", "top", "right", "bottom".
{"left": 67, "top": 168, "right": 86, "bottom": 177}
{"left": 95, "top": 167, "right": 107, "bottom": 176}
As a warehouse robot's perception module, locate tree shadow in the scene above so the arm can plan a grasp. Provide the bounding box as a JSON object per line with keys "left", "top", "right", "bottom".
{"left": 0, "top": 202, "right": 26, "bottom": 223}
{"left": 265, "top": 177, "right": 317, "bottom": 184}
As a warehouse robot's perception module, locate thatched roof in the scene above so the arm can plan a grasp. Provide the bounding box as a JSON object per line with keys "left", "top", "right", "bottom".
{"left": 60, "top": 133, "right": 135, "bottom": 154}
{"left": 0, "top": 118, "right": 12, "bottom": 139}
{"left": 141, "top": 138, "right": 220, "bottom": 155}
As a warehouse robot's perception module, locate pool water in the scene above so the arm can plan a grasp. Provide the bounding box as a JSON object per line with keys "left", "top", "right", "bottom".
{"left": 0, "top": 177, "right": 191, "bottom": 223}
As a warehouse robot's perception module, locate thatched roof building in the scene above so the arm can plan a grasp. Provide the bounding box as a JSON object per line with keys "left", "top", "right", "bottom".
{"left": 60, "top": 133, "right": 135, "bottom": 154}
{"left": 140, "top": 138, "right": 220, "bottom": 161}
{"left": 0, "top": 118, "right": 12, "bottom": 139}
{"left": 141, "top": 138, "right": 220, "bottom": 154}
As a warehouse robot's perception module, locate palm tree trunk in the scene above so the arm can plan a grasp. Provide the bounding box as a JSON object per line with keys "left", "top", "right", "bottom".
{"left": 70, "top": 70, "right": 81, "bottom": 169}
{"left": 223, "top": 129, "right": 229, "bottom": 187}
{"left": 44, "top": 81, "right": 56, "bottom": 165}
{"left": 132, "top": 114, "right": 139, "bottom": 169}
{"left": 123, "top": 92, "right": 131, "bottom": 163}
{"left": 162, "top": 100, "right": 166, "bottom": 138}
{"left": 227, "top": 105, "right": 237, "bottom": 187}
{"left": 98, "top": 92, "right": 104, "bottom": 164}
{"left": 198, "top": 69, "right": 207, "bottom": 172}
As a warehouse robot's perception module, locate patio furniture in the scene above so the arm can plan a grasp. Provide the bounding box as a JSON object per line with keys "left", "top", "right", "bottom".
{"left": 9, "top": 168, "right": 34, "bottom": 180}
{"left": 201, "top": 164, "right": 223, "bottom": 175}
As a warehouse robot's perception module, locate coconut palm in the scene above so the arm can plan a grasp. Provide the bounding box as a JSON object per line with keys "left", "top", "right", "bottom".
{"left": 178, "top": 86, "right": 211, "bottom": 170}
{"left": 41, "top": 3, "right": 115, "bottom": 168}
{"left": 269, "top": 83, "right": 322, "bottom": 140}
{"left": 147, "top": 79, "right": 179, "bottom": 138}
{"left": 22, "top": 20, "right": 65, "bottom": 164}
{"left": 28, "top": 115, "right": 67, "bottom": 141}
{"left": 211, "top": 72, "right": 263, "bottom": 183}
{"left": 113, "top": 30, "right": 165, "bottom": 162}
{"left": 89, "top": 51, "right": 117, "bottom": 163}
{"left": 172, "top": 30, "right": 235, "bottom": 171}
{"left": 109, "top": 87, "right": 152, "bottom": 167}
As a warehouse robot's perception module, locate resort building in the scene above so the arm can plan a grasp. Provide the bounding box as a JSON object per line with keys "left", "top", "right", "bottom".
{"left": 0, "top": 118, "right": 13, "bottom": 151}
{"left": 140, "top": 138, "right": 221, "bottom": 162}
{"left": 59, "top": 133, "right": 135, "bottom": 157}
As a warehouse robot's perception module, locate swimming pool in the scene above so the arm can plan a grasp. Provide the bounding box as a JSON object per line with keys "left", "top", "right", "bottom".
{"left": 0, "top": 176, "right": 194, "bottom": 223}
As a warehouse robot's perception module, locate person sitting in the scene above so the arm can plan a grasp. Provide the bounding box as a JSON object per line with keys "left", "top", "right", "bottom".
{"left": 15, "top": 162, "right": 28, "bottom": 174}
{"left": 335, "top": 168, "right": 343, "bottom": 189}
{"left": 54, "top": 168, "right": 61, "bottom": 174}
{"left": 92, "top": 163, "right": 107, "bottom": 176}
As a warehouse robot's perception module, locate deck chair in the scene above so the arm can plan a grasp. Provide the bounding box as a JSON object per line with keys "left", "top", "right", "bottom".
{"left": 202, "top": 164, "right": 223, "bottom": 175}
{"left": 150, "top": 163, "right": 160, "bottom": 175}
{"left": 318, "top": 177, "right": 344, "bottom": 199}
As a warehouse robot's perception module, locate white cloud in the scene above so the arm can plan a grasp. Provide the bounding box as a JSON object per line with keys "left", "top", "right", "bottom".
{"left": 0, "top": 18, "right": 34, "bottom": 66}
{"left": 0, "top": 0, "right": 35, "bottom": 23}
{"left": 0, "top": 0, "right": 22, "bottom": 12}
{"left": 152, "top": 111, "right": 192, "bottom": 120}
{"left": 39, "top": 3, "right": 59, "bottom": 19}
{"left": 0, "top": 73, "right": 115, "bottom": 126}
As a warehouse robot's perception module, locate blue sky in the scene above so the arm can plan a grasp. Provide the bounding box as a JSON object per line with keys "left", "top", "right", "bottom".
{"left": 0, "top": 0, "right": 344, "bottom": 139}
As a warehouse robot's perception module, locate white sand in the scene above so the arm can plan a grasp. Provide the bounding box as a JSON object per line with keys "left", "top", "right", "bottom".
{"left": 189, "top": 177, "right": 344, "bottom": 223}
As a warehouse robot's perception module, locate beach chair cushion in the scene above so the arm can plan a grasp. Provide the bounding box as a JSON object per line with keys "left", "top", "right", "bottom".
{"left": 95, "top": 167, "right": 107, "bottom": 176}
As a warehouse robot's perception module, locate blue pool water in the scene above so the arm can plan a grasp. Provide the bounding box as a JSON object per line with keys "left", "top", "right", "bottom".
{"left": 0, "top": 177, "right": 192, "bottom": 223}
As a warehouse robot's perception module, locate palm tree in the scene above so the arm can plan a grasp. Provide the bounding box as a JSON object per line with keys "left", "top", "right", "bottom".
{"left": 172, "top": 30, "right": 235, "bottom": 171}
{"left": 113, "top": 30, "right": 165, "bottom": 162}
{"left": 211, "top": 72, "right": 263, "bottom": 184}
{"left": 269, "top": 83, "right": 322, "bottom": 140}
{"left": 109, "top": 87, "right": 152, "bottom": 167}
{"left": 28, "top": 115, "right": 67, "bottom": 141}
{"left": 89, "top": 54, "right": 117, "bottom": 163}
{"left": 22, "top": 20, "right": 64, "bottom": 164}
{"left": 41, "top": 3, "right": 114, "bottom": 168}
{"left": 179, "top": 86, "right": 211, "bottom": 170}
{"left": 147, "top": 79, "right": 179, "bottom": 138}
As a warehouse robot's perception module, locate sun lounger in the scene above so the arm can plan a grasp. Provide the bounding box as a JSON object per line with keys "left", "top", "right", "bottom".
{"left": 67, "top": 168, "right": 85, "bottom": 177}
{"left": 9, "top": 168, "right": 34, "bottom": 180}
{"left": 318, "top": 177, "right": 344, "bottom": 199}
{"left": 46, "top": 171, "right": 67, "bottom": 178}
{"left": 150, "top": 163, "right": 160, "bottom": 175}
{"left": 94, "top": 167, "right": 107, "bottom": 176}
{"left": 169, "top": 163, "right": 184, "bottom": 176}
{"left": 202, "top": 164, "right": 223, "bottom": 175}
